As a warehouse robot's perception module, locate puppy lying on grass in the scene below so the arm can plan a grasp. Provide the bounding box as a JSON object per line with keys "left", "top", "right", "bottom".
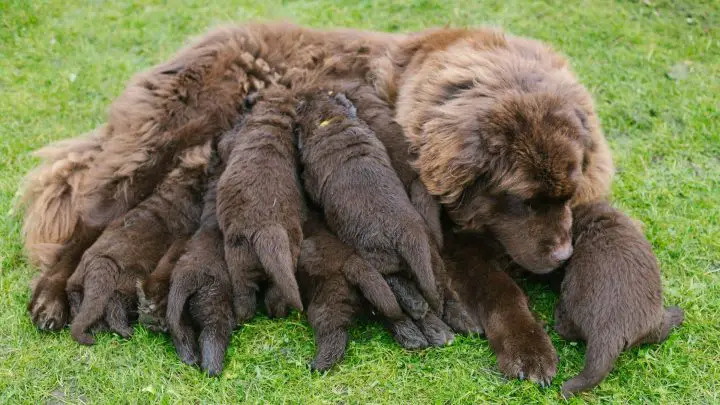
{"left": 295, "top": 89, "right": 443, "bottom": 314}
{"left": 164, "top": 154, "right": 236, "bottom": 376}
{"left": 297, "top": 209, "right": 434, "bottom": 371}
{"left": 66, "top": 143, "right": 209, "bottom": 345}
{"left": 216, "top": 86, "right": 306, "bottom": 323}
{"left": 334, "top": 80, "right": 476, "bottom": 337}
{"left": 555, "top": 201, "right": 684, "bottom": 396}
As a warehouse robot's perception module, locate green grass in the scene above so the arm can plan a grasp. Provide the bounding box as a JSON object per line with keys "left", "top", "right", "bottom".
{"left": 1, "top": 0, "right": 718, "bottom": 402}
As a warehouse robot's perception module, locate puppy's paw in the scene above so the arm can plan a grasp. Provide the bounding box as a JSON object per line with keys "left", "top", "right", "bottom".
{"left": 137, "top": 280, "right": 167, "bottom": 333}
{"left": 495, "top": 323, "right": 558, "bottom": 387}
{"left": 28, "top": 276, "right": 69, "bottom": 331}
{"left": 390, "top": 318, "right": 429, "bottom": 350}
{"left": 442, "top": 299, "right": 483, "bottom": 335}
{"left": 417, "top": 313, "right": 454, "bottom": 346}
{"left": 264, "top": 284, "right": 291, "bottom": 319}
{"left": 385, "top": 275, "right": 428, "bottom": 320}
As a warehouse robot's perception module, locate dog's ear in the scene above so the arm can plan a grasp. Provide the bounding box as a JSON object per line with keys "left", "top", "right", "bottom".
{"left": 414, "top": 129, "right": 481, "bottom": 204}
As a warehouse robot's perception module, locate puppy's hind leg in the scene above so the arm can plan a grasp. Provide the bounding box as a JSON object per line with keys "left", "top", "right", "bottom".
{"left": 193, "top": 283, "right": 235, "bottom": 377}
{"left": 225, "top": 240, "right": 259, "bottom": 324}
{"left": 68, "top": 257, "right": 118, "bottom": 345}
{"left": 252, "top": 224, "right": 303, "bottom": 312}
{"left": 396, "top": 229, "right": 440, "bottom": 312}
{"left": 384, "top": 275, "right": 429, "bottom": 320}
{"left": 307, "top": 285, "right": 354, "bottom": 372}
{"left": 342, "top": 255, "right": 403, "bottom": 320}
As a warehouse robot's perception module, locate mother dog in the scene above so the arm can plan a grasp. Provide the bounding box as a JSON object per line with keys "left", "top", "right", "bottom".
{"left": 21, "top": 23, "right": 613, "bottom": 384}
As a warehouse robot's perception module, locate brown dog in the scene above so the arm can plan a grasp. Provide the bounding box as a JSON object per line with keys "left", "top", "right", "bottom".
{"left": 164, "top": 152, "right": 236, "bottom": 376}
{"left": 66, "top": 143, "right": 209, "bottom": 345}
{"left": 297, "top": 209, "right": 436, "bottom": 371}
{"left": 555, "top": 201, "right": 684, "bottom": 396}
{"left": 216, "top": 86, "right": 306, "bottom": 323}
{"left": 295, "top": 90, "right": 442, "bottom": 312}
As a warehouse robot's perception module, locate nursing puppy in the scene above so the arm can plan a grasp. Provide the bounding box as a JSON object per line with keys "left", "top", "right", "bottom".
{"left": 555, "top": 202, "right": 684, "bottom": 396}
{"left": 216, "top": 86, "right": 306, "bottom": 323}
{"left": 66, "top": 143, "right": 209, "bottom": 345}
{"left": 295, "top": 90, "right": 442, "bottom": 312}
{"left": 334, "top": 80, "right": 474, "bottom": 334}
{"left": 297, "top": 210, "right": 434, "bottom": 371}
{"left": 165, "top": 152, "right": 235, "bottom": 376}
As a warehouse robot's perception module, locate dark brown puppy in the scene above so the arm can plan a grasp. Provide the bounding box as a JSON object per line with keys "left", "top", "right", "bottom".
{"left": 216, "top": 86, "right": 306, "bottom": 323}
{"left": 66, "top": 143, "right": 209, "bottom": 345}
{"left": 333, "top": 80, "right": 475, "bottom": 335}
{"left": 165, "top": 153, "right": 235, "bottom": 376}
{"left": 444, "top": 230, "right": 558, "bottom": 386}
{"left": 555, "top": 202, "right": 684, "bottom": 396}
{"left": 295, "top": 90, "right": 442, "bottom": 312}
{"left": 297, "top": 210, "right": 433, "bottom": 371}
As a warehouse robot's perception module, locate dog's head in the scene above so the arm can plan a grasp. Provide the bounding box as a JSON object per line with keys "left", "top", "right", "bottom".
{"left": 392, "top": 30, "right": 612, "bottom": 273}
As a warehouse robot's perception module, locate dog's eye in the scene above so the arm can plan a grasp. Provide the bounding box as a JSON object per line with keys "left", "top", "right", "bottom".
{"left": 501, "top": 192, "right": 530, "bottom": 216}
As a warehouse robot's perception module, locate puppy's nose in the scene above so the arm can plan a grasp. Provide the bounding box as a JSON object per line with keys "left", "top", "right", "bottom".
{"left": 551, "top": 243, "right": 573, "bottom": 263}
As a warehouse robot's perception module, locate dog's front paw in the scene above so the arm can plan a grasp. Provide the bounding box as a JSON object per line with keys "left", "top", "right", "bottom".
{"left": 495, "top": 322, "right": 558, "bottom": 387}
{"left": 28, "top": 275, "right": 69, "bottom": 331}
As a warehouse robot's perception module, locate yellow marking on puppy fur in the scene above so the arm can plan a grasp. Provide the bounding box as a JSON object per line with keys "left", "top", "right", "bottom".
{"left": 319, "top": 117, "right": 339, "bottom": 127}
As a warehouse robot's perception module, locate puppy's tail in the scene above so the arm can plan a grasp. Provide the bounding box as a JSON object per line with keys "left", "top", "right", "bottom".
{"left": 252, "top": 225, "right": 303, "bottom": 312}
{"left": 396, "top": 228, "right": 440, "bottom": 312}
{"left": 341, "top": 255, "right": 403, "bottom": 320}
{"left": 70, "top": 257, "right": 119, "bottom": 345}
{"left": 643, "top": 306, "right": 684, "bottom": 344}
{"left": 562, "top": 332, "right": 623, "bottom": 397}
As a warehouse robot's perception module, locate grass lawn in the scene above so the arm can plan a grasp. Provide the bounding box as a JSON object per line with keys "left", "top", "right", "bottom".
{"left": 1, "top": 0, "right": 718, "bottom": 403}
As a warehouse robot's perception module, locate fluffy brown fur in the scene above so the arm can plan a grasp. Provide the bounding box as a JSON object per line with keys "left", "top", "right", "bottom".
{"left": 554, "top": 202, "right": 684, "bottom": 396}
{"left": 21, "top": 23, "right": 400, "bottom": 330}
{"left": 295, "top": 90, "right": 443, "bottom": 312}
{"left": 444, "top": 230, "right": 558, "bottom": 385}
{"left": 382, "top": 28, "right": 614, "bottom": 273}
{"left": 297, "top": 209, "right": 433, "bottom": 371}
{"left": 165, "top": 154, "right": 235, "bottom": 376}
{"left": 66, "top": 143, "right": 209, "bottom": 345}
{"left": 216, "top": 86, "right": 306, "bottom": 322}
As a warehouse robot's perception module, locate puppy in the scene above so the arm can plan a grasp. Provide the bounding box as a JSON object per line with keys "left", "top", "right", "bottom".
{"left": 165, "top": 152, "right": 235, "bottom": 376}
{"left": 298, "top": 209, "right": 437, "bottom": 371}
{"left": 295, "top": 90, "right": 442, "bottom": 312}
{"left": 335, "top": 80, "right": 474, "bottom": 335}
{"left": 555, "top": 201, "right": 684, "bottom": 396}
{"left": 66, "top": 143, "right": 209, "bottom": 345}
{"left": 216, "top": 86, "right": 306, "bottom": 322}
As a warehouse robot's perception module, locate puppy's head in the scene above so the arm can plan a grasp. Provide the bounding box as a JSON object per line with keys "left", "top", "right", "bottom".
{"left": 294, "top": 91, "right": 357, "bottom": 140}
